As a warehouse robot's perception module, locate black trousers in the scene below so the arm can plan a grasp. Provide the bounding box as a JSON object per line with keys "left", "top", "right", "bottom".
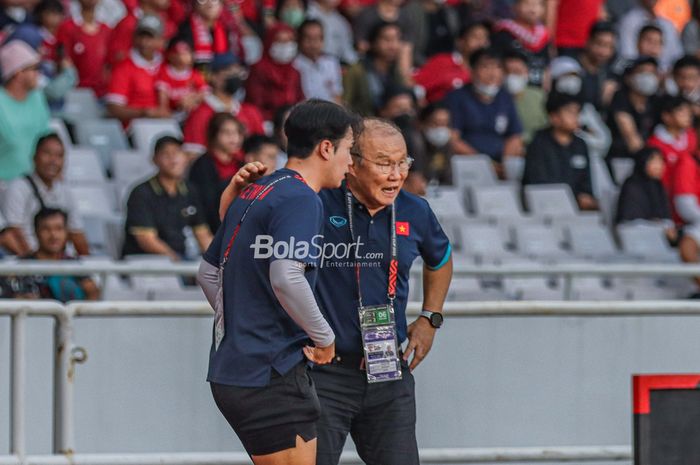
{"left": 310, "top": 362, "right": 419, "bottom": 465}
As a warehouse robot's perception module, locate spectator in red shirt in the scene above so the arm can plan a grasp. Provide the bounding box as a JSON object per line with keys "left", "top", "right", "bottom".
{"left": 549, "top": 0, "right": 605, "bottom": 57}
{"left": 188, "top": 112, "right": 245, "bottom": 232}
{"left": 108, "top": 0, "right": 174, "bottom": 66}
{"left": 172, "top": 0, "right": 246, "bottom": 71}
{"left": 35, "top": 0, "right": 64, "bottom": 65}
{"left": 245, "top": 23, "right": 304, "bottom": 121}
{"left": 183, "top": 52, "right": 264, "bottom": 156}
{"left": 492, "top": 0, "right": 550, "bottom": 87}
{"left": 648, "top": 95, "right": 697, "bottom": 195}
{"left": 413, "top": 20, "right": 490, "bottom": 103}
{"left": 57, "top": 0, "right": 111, "bottom": 96}
{"left": 106, "top": 15, "right": 169, "bottom": 125}
{"left": 156, "top": 39, "right": 208, "bottom": 120}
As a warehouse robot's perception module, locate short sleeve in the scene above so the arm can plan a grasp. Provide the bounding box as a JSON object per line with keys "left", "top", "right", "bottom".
{"left": 193, "top": 71, "right": 208, "bottom": 92}
{"left": 418, "top": 202, "right": 451, "bottom": 270}
{"left": 505, "top": 94, "right": 523, "bottom": 136}
{"left": 125, "top": 186, "right": 156, "bottom": 233}
{"left": 183, "top": 105, "right": 209, "bottom": 154}
{"left": 674, "top": 154, "right": 697, "bottom": 197}
{"left": 203, "top": 223, "right": 224, "bottom": 266}
{"left": 268, "top": 193, "right": 323, "bottom": 267}
{"left": 105, "top": 62, "right": 130, "bottom": 106}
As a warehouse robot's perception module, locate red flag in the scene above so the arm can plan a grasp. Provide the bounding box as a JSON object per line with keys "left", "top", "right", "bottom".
{"left": 396, "top": 221, "right": 410, "bottom": 236}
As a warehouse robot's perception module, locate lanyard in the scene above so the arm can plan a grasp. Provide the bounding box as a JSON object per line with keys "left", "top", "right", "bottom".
{"left": 345, "top": 190, "right": 398, "bottom": 309}
{"left": 220, "top": 175, "right": 292, "bottom": 267}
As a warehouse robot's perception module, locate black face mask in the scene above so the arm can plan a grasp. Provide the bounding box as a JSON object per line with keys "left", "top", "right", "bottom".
{"left": 392, "top": 113, "right": 413, "bottom": 129}
{"left": 223, "top": 76, "right": 243, "bottom": 96}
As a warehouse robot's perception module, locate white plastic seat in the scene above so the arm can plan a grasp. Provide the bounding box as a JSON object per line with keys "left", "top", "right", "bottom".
{"left": 64, "top": 147, "right": 106, "bottom": 183}
{"left": 112, "top": 151, "right": 156, "bottom": 184}
{"left": 129, "top": 118, "right": 182, "bottom": 155}
{"left": 524, "top": 184, "right": 578, "bottom": 218}
{"left": 49, "top": 118, "right": 73, "bottom": 149}
{"left": 70, "top": 185, "right": 116, "bottom": 218}
{"left": 451, "top": 154, "right": 497, "bottom": 188}
{"left": 470, "top": 184, "right": 525, "bottom": 219}
{"left": 62, "top": 88, "right": 102, "bottom": 123}
{"left": 566, "top": 224, "right": 620, "bottom": 260}
{"left": 74, "top": 119, "right": 129, "bottom": 170}
{"left": 458, "top": 223, "right": 516, "bottom": 261}
{"left": 617, "top": 222, "right": 679, "bottom": 262}
{"left": 611, "top": 158, "right": 635, "bottom": 185}
{"left": 424, "top": 186, "right": 468, "bottom": 219}
{"left": 503, "top": 156, "right": 525, "bottom": 181}
{"left": 514, "top": 224, "right": 569, "bottom": 259}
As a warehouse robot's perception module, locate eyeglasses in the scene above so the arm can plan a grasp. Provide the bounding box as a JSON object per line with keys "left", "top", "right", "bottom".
{"left": 353, "top": 154, "right": 414, "bottom": 174}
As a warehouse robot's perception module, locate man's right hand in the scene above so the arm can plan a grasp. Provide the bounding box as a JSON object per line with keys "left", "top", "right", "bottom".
{"left": 303, "top": 342, "right": 335, "bottom": 365}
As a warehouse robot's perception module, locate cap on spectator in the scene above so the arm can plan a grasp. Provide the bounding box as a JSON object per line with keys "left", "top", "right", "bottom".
{"left": 0, "top": 40, "right": 40, "bottom": 82}
{"left": 135, "top": 14, "right": 164, "bottom": 37}
{"left": 211, "top": 52, "right": 241, "bottom": 72}
{"left": 623, "top": 55, "right": 658, "bottom": 76}
{"left": 550, "top": 56, "right": 583, "bottom": 79}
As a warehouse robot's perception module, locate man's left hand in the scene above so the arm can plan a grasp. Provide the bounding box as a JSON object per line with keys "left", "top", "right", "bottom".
{"left": 403, "top": 317, "right": 436, "bottom": 371}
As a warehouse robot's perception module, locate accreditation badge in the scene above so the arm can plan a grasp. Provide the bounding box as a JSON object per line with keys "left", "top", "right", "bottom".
{"left": 359, "top": 305, "right": 402, "bottom": 383}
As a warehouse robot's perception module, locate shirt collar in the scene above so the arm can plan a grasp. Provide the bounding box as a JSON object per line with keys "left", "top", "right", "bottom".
{"left": 129, "top": 49, "right": 162, "bottom": 73}
{"left": 149, "top": 176, "right": 188, "bottom": 196}
{"left": 205, "top": 93, "right": 240, "bottom": 114}
{"left": 166, "top": 65, "right": 193, "bottom": 80}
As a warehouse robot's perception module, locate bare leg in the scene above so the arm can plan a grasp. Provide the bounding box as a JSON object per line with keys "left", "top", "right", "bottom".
{"left": 252, "top": 435, "right": 317, "bottom": 465}
{"left": 679, "top": 235, "right": 700, "bottom": 288}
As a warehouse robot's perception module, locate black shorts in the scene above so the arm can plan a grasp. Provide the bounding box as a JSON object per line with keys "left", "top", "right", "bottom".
{"left": 210, "top": 362, "right": 321, "bottom": 456}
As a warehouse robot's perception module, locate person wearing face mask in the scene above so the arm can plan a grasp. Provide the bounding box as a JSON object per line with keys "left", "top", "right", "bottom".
{"left": 276, "top": 0, "right": 307, "bottom": 28}
{"left": 503, "top": 49, "right": 547, "bottom": 144}
{"left": 245, "top": 23, "right": 304, "bottom": 121}
{"left": 443, "top": 47, "right": 524, "bottom": 169}
{"left": 606, "top": 56, "right": 660, "bottom": 164}
{"left": 378, "top": 85, "right": 420, "bottom": 163}
{"left": 412, "top": 103, "right": 456, "bottom": 184}
{"left": 183, "top": 52, "right": 264, "bottom": 157}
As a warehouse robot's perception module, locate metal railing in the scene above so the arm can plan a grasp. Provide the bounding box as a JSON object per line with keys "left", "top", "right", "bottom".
{"left": 9, "top": 299, "right": 700, "bottom": 464}
{"left": 2, "top": 259, "right": 700, "bottom": 301}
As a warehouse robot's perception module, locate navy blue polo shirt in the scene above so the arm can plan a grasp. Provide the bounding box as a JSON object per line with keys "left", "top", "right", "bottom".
{"left": 203, "top": 168, "right": 324, "bottom": 387}
{"left": 443, "top": 84, "right": 523, "bottom": 162}
{"left": 315, "top": 185, "right": 451, "bottom": 355}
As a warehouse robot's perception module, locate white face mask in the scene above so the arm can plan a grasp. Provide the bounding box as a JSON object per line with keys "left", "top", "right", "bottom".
{"left": 632, "top": 72, "right": 659, "bottom": 96}
{"left": 474, "top": 82, "right": 500, "bottom": 98}
{"left": 269, "top": 42, "right": 298, "bottom": 64}
{"left": 505, "top": 74, "right": 528, "bottom": 95}
{"left": 555, "top": 75, "right": 582, "bottom": 95}
{"left": 424, "top": 127, "right": 451, "bottom": 147}
{"left": 665, "top": 78, "right": 679, "bottom": 96}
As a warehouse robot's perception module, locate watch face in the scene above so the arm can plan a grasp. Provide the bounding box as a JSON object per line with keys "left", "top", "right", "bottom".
{"left": 430, "top": 313, "right": 443, "bottom": 328}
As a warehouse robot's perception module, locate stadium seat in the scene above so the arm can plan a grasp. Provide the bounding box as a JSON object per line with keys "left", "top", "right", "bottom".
{"left": 611, "top": 158, "right": 635, "bottom": 185}
{"left": 470, "top": 184, "right": 525, "bottom": 219}
{"left": 458, "top": 223, "right": 517, "bottom": 262}
{"left": 50, "top": 118, "right": 73, "bottom": 149}
{"left": 129, "top": 118, "right": 182, "bottom": 155}
{"left": 617, "top": 222, "right": 679, "bottom": 262}
{"left": 523, "top": 184, "right": 578, "bottom": 218}
{"left": 82, "top": 216, "right": 111, "bottom": 256}
{"left": 451, "top": 155, "right": 497, "bottom": 189}
{"left": 74, "top": 119, "right": 129, "bottom": 171}
{"left": 61, "top": 88, "right": 102, "bottom": 124}
{"left": 503, "top": 156, "right": 525, "bottom": 182}
{"left": 503, "top": 276, "right": 564, "bottom": 300}
{"left": 102, "top": 275, "right": 149, "bottom": 301}
{"left": 112, "top": 151, "right": 157, "bottom": 184}
{"left": 566, "top": 224, "right": 622, "bottom": 261}
{"left": 424, "top": 186, "right": 468, "bottom": 219}
{"left": 513, "top": 224, "right": 569, "bottom": 259}
{"left": 446, "top": 276, "right": 509, "bottom": 302}
{"left": 64, "top": 148, "right": 106, "bottom": 183}
{"left": 70, "top": 185, "right": 116, "bottom": 218}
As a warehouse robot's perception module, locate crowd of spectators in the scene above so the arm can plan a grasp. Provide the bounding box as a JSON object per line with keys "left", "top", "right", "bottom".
{"left": 2, "top": 0, "right": 700, "bottom": 297}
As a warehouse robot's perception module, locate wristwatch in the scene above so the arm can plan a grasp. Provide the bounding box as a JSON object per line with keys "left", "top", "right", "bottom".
{"left": 420, "top": 310, "right": 443, "bottom": 328}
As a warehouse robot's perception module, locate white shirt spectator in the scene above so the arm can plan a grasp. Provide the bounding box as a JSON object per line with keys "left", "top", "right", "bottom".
{"left": 293, "top": 53, "right": 343, "bottom": 102}
{"left": 617, "top": 6, "right": 683, "bottom": 70}
{"left": 307, "top": 1, "right": 358, "bottom": 65}
{"left": 70, "top": 0, "right": 126, "bottom": 27}
{"left": 1, "top": 174, "right": 84, "bottom": 251}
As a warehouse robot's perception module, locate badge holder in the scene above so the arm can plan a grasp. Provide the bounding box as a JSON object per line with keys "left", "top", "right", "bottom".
{"left": 359, "top": 304, "right": 402, "bottom": 383}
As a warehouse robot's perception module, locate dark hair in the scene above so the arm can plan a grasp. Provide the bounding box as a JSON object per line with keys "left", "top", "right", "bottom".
{"left": 469, "top": 47, "right": 502, "bottom": 69}
{"left": 153, "top": 135, "right": 183, "bottom": 155}
{"left": 588, "top": 21, "right": 615, "bottom": 40}
{"left": 298, "top": 18, "right": 323, "bottom": 38}
{"left": 275, "top": 0, "right": 308, "bottom": 20}
{"left": 284, "top": 99, "right": 359, "bottom": 159}
{"left": 658, "top": 94, "right": 690, "bottom": 115}
{"left": 380, "top": 84, "right": 415, "bottom": 109}
{"left": 673, "top": 54, "right": 700, "bottom": 75}
{"left": 34, "top": 132, "right": 63, "bottom": 156}
{"left": 457, "top": 20, "right": 491, "bottom": 39}
{"left": 623, "top": 55, "right": 658, "bottom": 76}
{"left": 545, "top": 92, "right": 581, "bottom": 114}
{"left": 503, "top": 48, "right": 528, "bottom": 65}
{"left": 35, "top": 0, "right": 64, "bottom": 17}
{"left": 638, "top": 23, "right": 663, "bottom": 41}
{"left": 368, "top": 21, "right": 401, "bottom": 46}
{"left": 34, "top": 207, "right": 67, "bottom": 232}
{"left": 206, "top": 112, "right": 244, "bottom": 148}
{"left": 243, "top": 134, "right": 279, "bottom": 155}
{"left": 419, "top": 103, "right": 449, "bottom": 122}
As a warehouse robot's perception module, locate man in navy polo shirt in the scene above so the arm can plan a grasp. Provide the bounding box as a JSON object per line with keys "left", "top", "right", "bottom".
{"left": 197, "top": 99, "right": 357, "bottom": 465}
{"left": 443, "top": 47, "right": 524, "bottom": 167}
{"left": 221, "top": 118, "right": 453, "bottom": 465}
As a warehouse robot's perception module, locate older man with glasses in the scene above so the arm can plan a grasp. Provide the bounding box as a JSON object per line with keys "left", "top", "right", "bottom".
{"left": 220, "top": 117, "right": 453, "bottom": 465}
